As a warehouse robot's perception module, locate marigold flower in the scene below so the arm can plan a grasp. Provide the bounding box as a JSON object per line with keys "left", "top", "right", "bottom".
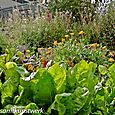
{"left": 65, "top": 35, "right": 69, "bottom": 38}
{"left": 108, "top": 58, "right": 114, "bottom": 62}
{"left": 53, "top": 41, "right": 58, "bottom": 46}
{"left": 78, "top": 31, "right": 85, "bottom": 35}
{"left": 70, "top": 33, "right": 74, "bottom": 36}
{"left": 109, "top": 51, "right": 114, "bottom": 57}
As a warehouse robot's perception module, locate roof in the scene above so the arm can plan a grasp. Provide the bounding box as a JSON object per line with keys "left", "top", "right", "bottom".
{"left": 0, "top": 0, "right": 21, "bottom": 9}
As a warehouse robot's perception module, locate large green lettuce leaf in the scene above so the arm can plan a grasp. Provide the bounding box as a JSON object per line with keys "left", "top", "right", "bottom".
{"left": 48, "top": 63, "right": 66, "bottom": 93}
{"left": 33, "top": 71, "right": 56, "bottom": 105}
{"left": 1, "top": 67, "right": 20, "bottom": 106}
{"left": 47, "top": 87, "right": 89, "bottom": 115}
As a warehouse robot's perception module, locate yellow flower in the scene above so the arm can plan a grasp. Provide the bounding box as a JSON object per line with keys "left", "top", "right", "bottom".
{"left": 53, "top": 41, "right": 58, "bottom": 46}
{"left": 90, "top": 43, "right": 98, "bottom": 47}
{"left": 102, "top": 46, "right": 107, "bottom": 50}
{"left": 26, "top": 50, "right": 30, "bottom": 53}
{"left": 46, "top": 50, "right": 51, "bottom": 55}
{"left": 38, "top": 48, "right": 44, "bottom": 50}
{"left": 78, "top": 31, "right": 85, "bottom": 35}
{"left": 109, "top": 51, "right": 114, "bottom": 57}
{"left": 65, "top": 35, "right": 69, "bottom": 38}
{"left": 48, "top": 47, "right": 52, "bottom": 50}
{"left": 108, "top": 58, "right": 114, "bottom": 62}
{"left": 70, "top": 33, "right": 74, "bottom": 36}
{"left": 28, "top": 64, "right": 33, "bottom": 71}
{"left": 76, "top": 43, "right": 79, "bottom": 46}
{"left": 62, "top": 38, "right": 65, "bottom": 42}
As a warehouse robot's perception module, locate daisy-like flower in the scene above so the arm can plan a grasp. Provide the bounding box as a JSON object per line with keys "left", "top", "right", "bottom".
{"left": 109, "top": 51, "right": 114, "bottom": 57}
{"left": 108, "top": 58, "right": 114, "bottom": 62}
{"left": 53, "top": 41, "right": 58, "bottom": 46}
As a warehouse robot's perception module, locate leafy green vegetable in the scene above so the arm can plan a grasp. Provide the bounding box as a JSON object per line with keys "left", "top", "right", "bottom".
{"left": 5, "top": 62, "right": 17, "bottom": 70}
{"left": 98, "top": 65, "right": 108, "bottom": 75}
{"left": 47, "top": 87, "right": 89, "bottom": 115}
{"left": 48, "top": 62, "right": 66, "bottom": 93}
{"left": 33, "top": 71, "right": 56, "bottom": 105}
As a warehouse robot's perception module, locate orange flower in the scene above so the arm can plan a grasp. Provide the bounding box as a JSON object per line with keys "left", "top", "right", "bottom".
{"left": 108, "top": 58, "right": 114, "bottom": 62}
{"left": 53, "top": 41, "right": 58, "bottom": 46}
{"left": 78, "top": 31, "right": 85, "bottom": 35}
{"left": 109, "top": 51, "right": 114, "bottom": 57}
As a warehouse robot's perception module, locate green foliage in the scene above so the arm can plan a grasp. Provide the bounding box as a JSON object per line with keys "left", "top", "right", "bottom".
{"left": 48, "top": 62, "right": 66, "bottom": 93}
{"left": 49, "top": 0, "right": 97, "bottom": 23}
{"left": 0, "top": 58, "right": 115, "bottom": 114}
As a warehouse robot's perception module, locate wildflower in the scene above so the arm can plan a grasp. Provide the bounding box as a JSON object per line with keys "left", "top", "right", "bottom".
{"left": 70, "top": 33, "right": 74, "bottom": 36}
{"left": 90, "top": 43, "right": 98, "bottom": 47}
{"left": 102, "top": 46, "right": 107, "bottom": 50}
{"left": 53, "top": 41, "right": 58, "bottom": 46}
{"left": 28, "top": 64, "right": 33, "bottom": 71}
{"left": 40, "top": 57, "right": 47, "bottom": 68}
{"left": 109, "top": 51, "right": 114, "bottom": 57}
{"left": 46, "top": 50, "right": 51, "bottom": 55}
{"left": 26, "top": 50, "right": 30, "bottom": 53}
{"left": 62, "top": 38, "right": 65, "bottom": 42}
{"left": 65, "top": 35, "right": 69, "bottom": 38}
{"left": 78, "top": 31, "right": 85, "bottom": 35}
{"left": 48, "top": 47, "right": 52, "bottom": 50}
{"left": 108, "top": 58, "right": 114, "bottom": 62}
{"left": 38, "top": 48, "right": 44, "bottom": 50}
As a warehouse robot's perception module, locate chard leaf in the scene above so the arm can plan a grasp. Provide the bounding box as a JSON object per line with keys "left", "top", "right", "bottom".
{"left": 33, "top": 71, "right": 56, "bottom": 105}
{"left": 48, "top": 62, "right": 66, "bottom": 93}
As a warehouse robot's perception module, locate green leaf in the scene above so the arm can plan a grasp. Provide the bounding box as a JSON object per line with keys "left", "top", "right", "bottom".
{"left": 26, "top": 103, "right": 38, "bottom": 109}
{"left": 5, "top": 68, "right": 20, "bottom": 86}
{"left": 1, "top": 78, "right": 18, "bottom": 106}
{"left": 48, "top": 62, "right": 66, "bottom": 93}
{"left": 14, "top": 85, "right": 24, "bottom": 104}
{"left": 47, "top": 87, "right": 89, "bottom": 115}
{"left": 15, "top": 66, "right": 30, "bottom": 77}
{"left": 33, "top": 71, "right": 56, "bottom": 105}
{"left": 47, "top": 93, "right": 72, "bottom": 115}
{"left": 98, "top": 65, "right": 108, "bottom": 75}
{"left": 108, "top": 63, "right": 115, "bottom": 83}
{"left": 5, "top": 62, "right": 17, "bottom": 69}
